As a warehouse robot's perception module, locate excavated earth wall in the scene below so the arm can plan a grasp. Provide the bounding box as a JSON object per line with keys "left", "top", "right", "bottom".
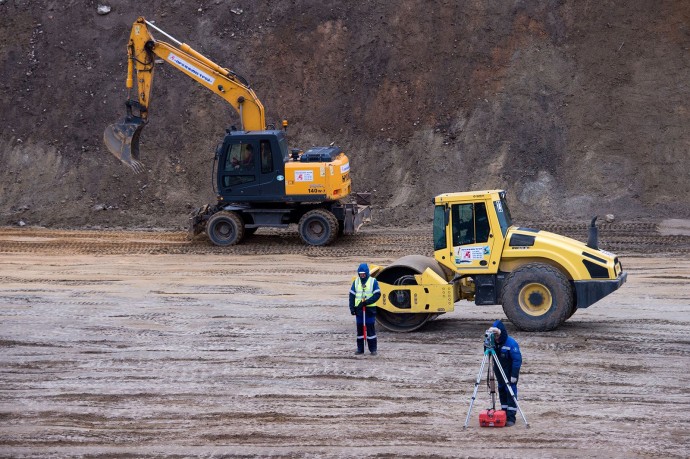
{"left": 0, "top": 1, "right": 689, "bottom": 229}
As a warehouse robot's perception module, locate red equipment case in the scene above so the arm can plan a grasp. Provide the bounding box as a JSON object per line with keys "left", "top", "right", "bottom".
{"left": 479, "top": 409, "right": 506, "bottom": 427}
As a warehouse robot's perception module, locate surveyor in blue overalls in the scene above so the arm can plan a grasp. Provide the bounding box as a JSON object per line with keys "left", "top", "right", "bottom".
{"left": 349, "top": 263, "right": 381, "bottom": 355}
{"left": 488, "top": 319, "right": 522, "bottom": 426}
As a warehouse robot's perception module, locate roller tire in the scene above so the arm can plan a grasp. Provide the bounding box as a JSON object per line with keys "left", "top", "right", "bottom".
{"left": 566, "top": 303, "right": 577, "bottom": 320}
{"left": 376, "top": 309, "right": 432, "bottom": 333}
{"left": 501, "top": 263, "right": 573, "bottom": 331}
{"left": 206, "top": 211, "right": 245, "bottom": 246}
{"left": 298, "top": 209, "right": 338, "bottom": 246}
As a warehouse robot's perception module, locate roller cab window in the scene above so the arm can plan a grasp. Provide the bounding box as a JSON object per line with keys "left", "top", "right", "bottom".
{"left": 451, "top": 201, "right": 495, "bottom": 270}
{"left": 433, "top": 205, "right": 447, "bottom": 251}
{"left": 451, "top": 202, "right": 489, "bottom": 246}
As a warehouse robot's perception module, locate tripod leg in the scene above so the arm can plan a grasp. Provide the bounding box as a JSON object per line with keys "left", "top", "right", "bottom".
{"left": 488, "top": 362, "right": 496, "bottom": 411}
{"left": 490, "top": 351, "right": 530, "bottom": 428}
{"left": 463, "top": 353, "right": 489, "bottom": 429}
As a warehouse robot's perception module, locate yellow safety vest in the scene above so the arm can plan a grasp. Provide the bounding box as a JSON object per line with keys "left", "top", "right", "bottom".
{"left": 354, "top": 277, "right": 378, "bottom": 307}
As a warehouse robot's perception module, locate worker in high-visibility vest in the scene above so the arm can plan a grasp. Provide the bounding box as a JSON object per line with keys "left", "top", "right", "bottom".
{"left": 349, "top": 263, "right": 381, "bottom": 355}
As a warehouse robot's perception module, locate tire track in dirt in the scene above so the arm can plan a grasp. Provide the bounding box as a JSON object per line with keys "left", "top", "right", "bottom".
{"left": 1, "top": 225, "right": 689, "bottom": 256}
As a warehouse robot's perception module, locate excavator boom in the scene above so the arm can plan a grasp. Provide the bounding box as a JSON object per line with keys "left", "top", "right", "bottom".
{"left": 104, "top": 17, "right": 266, "bottom": 172}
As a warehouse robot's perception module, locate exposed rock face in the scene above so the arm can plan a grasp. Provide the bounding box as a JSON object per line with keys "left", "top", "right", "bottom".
{"left": 1, "top": 1, "right": 688, "bottom": 228}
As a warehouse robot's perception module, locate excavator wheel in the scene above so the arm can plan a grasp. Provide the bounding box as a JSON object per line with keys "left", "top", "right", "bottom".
{"left": 374, "top": 255, "right": 450, "bottom": 332}
{"left": 206, "top": 211, "right": 245, "bottom": 246}
{"left": 298, "top": 209, "right": 338, "bottom": 246}
{"left": 501, "top": 263, "right": 573, "bottom": 331}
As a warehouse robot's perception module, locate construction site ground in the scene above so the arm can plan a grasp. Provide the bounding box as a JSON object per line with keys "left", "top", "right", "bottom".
{"left": 1, "top": 224, "right": 689, "bottom": 458}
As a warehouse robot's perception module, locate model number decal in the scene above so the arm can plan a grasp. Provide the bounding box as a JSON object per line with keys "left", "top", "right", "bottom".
{"left": 340, "top": 163, "right": 350, "bottom": 173}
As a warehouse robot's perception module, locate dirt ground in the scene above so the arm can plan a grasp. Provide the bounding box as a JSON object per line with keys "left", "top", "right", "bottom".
{"left": 1, "top": 227, "right": 689, "bottom": 458}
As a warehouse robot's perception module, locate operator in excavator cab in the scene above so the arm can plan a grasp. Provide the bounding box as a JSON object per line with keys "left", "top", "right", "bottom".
{"left": 231, "top": 144, "right": 254, "bottom": 170}
{"left": 349, "top": 263, "right": 381, "bottom": 356}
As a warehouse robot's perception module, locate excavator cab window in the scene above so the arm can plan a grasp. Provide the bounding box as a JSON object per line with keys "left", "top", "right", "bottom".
{"left": 223, "top": 142, "right": 256, "bottom": 186}
{"left": 260, "top": 140, "right": 273, "bottom": 174}
{"left": 278, "top": 136, "right": 289, "bottom": 162}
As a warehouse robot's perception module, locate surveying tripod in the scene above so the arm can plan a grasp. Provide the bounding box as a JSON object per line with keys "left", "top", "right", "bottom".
{"left": 463, "top": 333, "right": 529, "bottom": 429}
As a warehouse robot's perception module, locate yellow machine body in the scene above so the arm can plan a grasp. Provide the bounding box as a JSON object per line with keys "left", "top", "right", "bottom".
{"left": 372, "top": 190, "right": 627, "bottom": 332}
{"left": 284, "top": 154, "right": 352, "bottom": 200}
{"left": 370, "top": 264, "right": 456, "bottom": 314}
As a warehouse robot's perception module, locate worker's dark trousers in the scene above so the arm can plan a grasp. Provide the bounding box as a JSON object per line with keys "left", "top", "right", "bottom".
{"left": 355, "top": 308, "right": 377, "bottom": 353}
{"left": 498, "top": 384, "right": 518, "bottom": 422}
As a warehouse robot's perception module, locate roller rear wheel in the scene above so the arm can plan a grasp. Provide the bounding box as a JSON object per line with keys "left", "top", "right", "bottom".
{"left": 501, "top": 263, "right": 573, "bottom": 331}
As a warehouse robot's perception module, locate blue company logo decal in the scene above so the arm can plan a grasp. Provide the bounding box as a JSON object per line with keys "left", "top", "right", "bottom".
{"left": 168, "top": 52, "right": 215, "bottom": 85}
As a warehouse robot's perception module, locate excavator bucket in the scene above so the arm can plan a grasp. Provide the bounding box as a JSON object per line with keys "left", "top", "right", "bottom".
{"left": 103, "top": 117, "right": 146, "bottom": 173}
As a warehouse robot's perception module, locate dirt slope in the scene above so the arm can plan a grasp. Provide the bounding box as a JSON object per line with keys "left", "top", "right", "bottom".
{"left": 0, "top": 1, "right": 689, "bottom": 229}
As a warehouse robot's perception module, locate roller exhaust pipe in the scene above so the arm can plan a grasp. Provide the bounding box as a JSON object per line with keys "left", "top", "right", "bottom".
{"left": 586, "top": 216, "right": 598, "bottom": 250}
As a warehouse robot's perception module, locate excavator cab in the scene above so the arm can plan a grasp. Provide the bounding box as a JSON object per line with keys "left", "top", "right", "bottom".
{"left": 216, "top": 130, "right": 288, "bottom": 202}
{"left": 103, "top": 101, "right": 147, "bottom": 173}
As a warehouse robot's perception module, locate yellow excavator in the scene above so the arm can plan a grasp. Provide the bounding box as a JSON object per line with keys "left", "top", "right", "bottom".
{"left": 370, "top": 190, "right": 627, "bottom": 332}
{"left": 104, "top": 17, "right": 370, "bottom": 246}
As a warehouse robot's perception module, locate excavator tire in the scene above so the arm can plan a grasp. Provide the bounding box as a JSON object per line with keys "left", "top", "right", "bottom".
{"left": 298, "top": 209, "right": 338, "bottom": 246}
{"left": 373, "top": 255, "right": 450, "bottom": 332}
{"left": 501, "top": 263, "right": 573, "bottom": 331}
{"left": 206, "top": 211, "right": 245, "bottom": 246}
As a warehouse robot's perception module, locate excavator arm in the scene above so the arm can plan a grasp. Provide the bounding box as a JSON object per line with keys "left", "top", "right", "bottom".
{"left": 104, "top": 17, "right": 266, "bottom": 172}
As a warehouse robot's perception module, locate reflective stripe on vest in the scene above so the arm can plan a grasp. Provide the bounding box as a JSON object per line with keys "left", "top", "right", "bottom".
{"left": 354, "top": 277, "right": 377, "bottom": 307}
